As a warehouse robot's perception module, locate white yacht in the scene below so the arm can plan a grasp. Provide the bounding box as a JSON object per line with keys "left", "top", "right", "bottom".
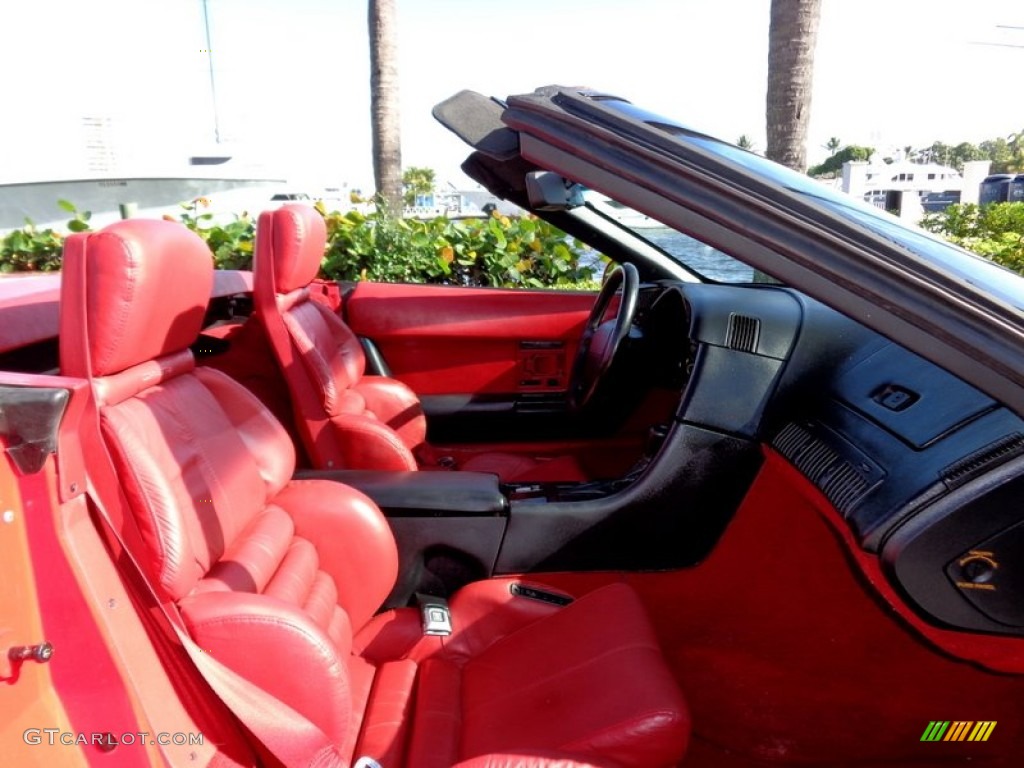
{"left": 834, "top": 149, "right": 989, "bottom": 220}
{"left": 583, "top": 191, "right": 666, "bottom": 228}
{"left": 860, "top": 156, "right": 964, "bottom": 212}
{"left": 0, "top": 142, "right": 286, "bottom": 233}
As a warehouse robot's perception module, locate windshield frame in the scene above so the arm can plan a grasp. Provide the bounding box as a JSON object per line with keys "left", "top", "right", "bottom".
{"left": 652, "top": 116, "right": 1024, "bottom": 311}
{"left": 498, "top": 85, "right": 1024, "bottom": 417}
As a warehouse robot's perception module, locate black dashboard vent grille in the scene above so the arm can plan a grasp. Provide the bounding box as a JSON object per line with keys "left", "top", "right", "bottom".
{"left": 773, "top": 423, "right": 871, "bottom": 516}
{"left": 725, "top": 313, "right": 760, "bottom": 353}
{"left": 820, "top": 461, "right": 870, "bottom": 514}
{"left": 773, "top": 422, "right": 813, "bottom": 457}
{"left": 941, "top": 433, "right": 1024, "bottom": 490}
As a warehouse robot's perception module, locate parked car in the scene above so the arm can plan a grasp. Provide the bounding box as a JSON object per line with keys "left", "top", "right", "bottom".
{"left": 2, "top": 85, "right": 1023, "bottom": 767}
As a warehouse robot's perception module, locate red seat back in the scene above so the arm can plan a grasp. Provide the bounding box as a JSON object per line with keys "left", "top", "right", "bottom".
{"left": 253, "top": 204, "right": 424, "bottom": 470}
{"left": 59, "top": 219, "right": 398, "bottom": 749}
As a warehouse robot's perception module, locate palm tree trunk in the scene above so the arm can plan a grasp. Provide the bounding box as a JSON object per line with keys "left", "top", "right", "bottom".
{"left": 766, "top": 0, "right": 822, "bottom": 173}
{"left": 369, "top": 0, "right": 403, "bottom": 214}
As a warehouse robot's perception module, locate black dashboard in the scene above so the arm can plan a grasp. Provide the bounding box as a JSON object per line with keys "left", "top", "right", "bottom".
{"left": 658, "top": 280, "right": 1024, "bottom": 637}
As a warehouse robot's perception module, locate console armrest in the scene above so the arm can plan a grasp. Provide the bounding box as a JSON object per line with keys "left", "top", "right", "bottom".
{"left": 293, "top": 469, "right": 508, "bottom": 516}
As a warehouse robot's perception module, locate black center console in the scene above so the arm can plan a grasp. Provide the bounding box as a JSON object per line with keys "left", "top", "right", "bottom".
{"left": 295, "top": 469, "right": 508, "bottom": 608}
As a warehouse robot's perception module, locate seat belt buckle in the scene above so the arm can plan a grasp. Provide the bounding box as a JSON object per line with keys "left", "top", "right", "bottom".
{"left": 415, "top": 593, "right": 453, "bottom": 636}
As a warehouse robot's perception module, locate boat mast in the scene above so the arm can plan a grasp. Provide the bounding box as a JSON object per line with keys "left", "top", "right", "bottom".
{"left": 202, "top": 0, "right": 222, "bottom": 143}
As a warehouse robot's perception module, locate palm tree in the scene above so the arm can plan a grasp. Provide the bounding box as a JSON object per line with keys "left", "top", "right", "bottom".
{"left": 824, "top": 137, "right": 841, "bottom": 156}
{"left": 1009, "top": 132, "right": 1024, "bottom": 172}
{"left": 766, "top": 0, "right": 823, "bottom": 172}
{"left": 403, "top": 166, "right": 436, "bottom": 207}
{"left": 736, "top": 134, "right": 756, "bottom": 152}
{"left": 369, "top": 0, "right": 403, "bottom": 214}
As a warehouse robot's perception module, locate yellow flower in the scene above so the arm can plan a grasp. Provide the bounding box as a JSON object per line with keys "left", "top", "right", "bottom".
{"left": 440, "top": 245, "right": 454, "bottom": 264}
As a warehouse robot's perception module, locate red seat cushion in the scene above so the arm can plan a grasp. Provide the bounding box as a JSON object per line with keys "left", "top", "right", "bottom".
{"left": 458, "top": 583, "right": 689, "bottom": 765}
{"left": 354, "top": 580, "right": 689, "bottom": 767}
{"left": 409, "top": 585, "right": 688, "bottom": 765}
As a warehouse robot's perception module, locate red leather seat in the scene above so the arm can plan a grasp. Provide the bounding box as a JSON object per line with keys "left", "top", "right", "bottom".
{"left": 253, "top": 203, "right": 586, "bottom": 483}
{"left": 60, "top": 219, "right": 690, "bottom": 766}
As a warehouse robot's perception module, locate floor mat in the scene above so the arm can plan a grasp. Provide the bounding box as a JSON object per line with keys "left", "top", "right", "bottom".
{"left": 533, "top": 452, "right": 1024, "bottom": 765}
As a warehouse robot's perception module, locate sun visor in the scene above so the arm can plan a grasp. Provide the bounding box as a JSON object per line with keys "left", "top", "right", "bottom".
{"left": 433, "top": 90, "right": 520, "bottom": 161}
{"left": 459, "top": 153, "right": 535, "bottom": 207}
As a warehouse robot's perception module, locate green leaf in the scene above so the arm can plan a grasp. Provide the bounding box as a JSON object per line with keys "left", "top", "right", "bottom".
{"left": 67, "top": 219, "right": 90, "bottom": 232}
{"left": 57, "top": 199, "right": 77, "bottom": 213}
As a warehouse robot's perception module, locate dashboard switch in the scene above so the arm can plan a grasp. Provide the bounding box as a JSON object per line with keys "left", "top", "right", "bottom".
{"left": 960, "top": 554, "right": 997, "bottom": 584}
{"left": 947, "top": 523, "right": 1024, "bottom": 628}
{"left": 873, "top": 384, "right": 918, "bottom": 412}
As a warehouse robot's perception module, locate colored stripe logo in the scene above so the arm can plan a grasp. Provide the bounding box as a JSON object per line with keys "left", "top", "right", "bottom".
{"left": 921, "top": 721, "right": 996, "bottom": 742}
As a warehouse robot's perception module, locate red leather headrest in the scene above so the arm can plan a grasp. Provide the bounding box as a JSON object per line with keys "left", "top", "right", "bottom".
{"left": 255, "top": 204, "right": 327, "bottom": 294}
{"left": 60, "top": 219, "right": 214, "bottom": 378}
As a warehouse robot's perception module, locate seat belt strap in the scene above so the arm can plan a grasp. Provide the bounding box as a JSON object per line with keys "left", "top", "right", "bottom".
{"left": 88, "top": 478, "right": 344, "bottom": 768}
{"left": 83, "top": 465, "right": 344, "bottom": 768}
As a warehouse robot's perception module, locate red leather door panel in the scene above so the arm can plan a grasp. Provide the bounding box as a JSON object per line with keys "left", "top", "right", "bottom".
{"left": 345, "top": 283, "right": 595, "bottom": 396}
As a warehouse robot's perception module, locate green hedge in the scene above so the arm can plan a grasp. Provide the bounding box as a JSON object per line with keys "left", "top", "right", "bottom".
{"left": 0, "top": 200, "right": 600, "bottom": 289}
{"left": 921, "top": 202, "right": 1024, "bottom": 274}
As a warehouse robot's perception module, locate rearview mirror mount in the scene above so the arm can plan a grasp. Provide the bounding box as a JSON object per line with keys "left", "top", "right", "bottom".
{"left": 525, "top": 171, "right": 585, "bottom": 211}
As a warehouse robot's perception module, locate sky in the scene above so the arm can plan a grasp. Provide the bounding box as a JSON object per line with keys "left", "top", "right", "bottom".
{"left": 1, "top": 0, "right": 1022, "bottom": 191}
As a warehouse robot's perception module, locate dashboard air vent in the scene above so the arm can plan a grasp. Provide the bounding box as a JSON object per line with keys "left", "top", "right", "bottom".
{"left": 773, "top": 422, "right": 872, "bottom": 516}
{"left": 941, "top": 433, "right": 1024, "bottom": 490}
{"left": 725, "top": 313, "right": 760, "bottom": 353}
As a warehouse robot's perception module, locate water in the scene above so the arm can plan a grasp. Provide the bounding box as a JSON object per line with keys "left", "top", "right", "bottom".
{"left": 579, "top": 227, "right": 755, "bottom": 284}
{"left": 577, "top": 222, "right": 757, "bottom": 284}
{"left": 641, "top": 227, "right": 755, "bottom": 283}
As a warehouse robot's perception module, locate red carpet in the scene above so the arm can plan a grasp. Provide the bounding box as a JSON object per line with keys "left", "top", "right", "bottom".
{"left": 535, "top": 450, "right": 1024, "bottom": 765}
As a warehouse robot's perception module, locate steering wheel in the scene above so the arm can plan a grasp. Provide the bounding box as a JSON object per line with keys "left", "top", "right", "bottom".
{"left": 568, "top": 262, "right": 640, "bottom": 412}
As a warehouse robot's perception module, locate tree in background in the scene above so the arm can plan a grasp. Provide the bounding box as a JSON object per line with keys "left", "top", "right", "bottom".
{"left": 766, "top": 0, "right": 822, "bottom": 172}
{"left": 998, "top": 132, "right": 1024, "bottom": 173}
{"left": 403, "top": 167, "right": 437, "bottom": 207}
{"left": 1012, "top": 132, "right": 1024, "bottom": 173}
{"left": 736, "top": 135, "right": 756, "bottom": 151}
{"left": 807, "top": 145, "right": 874, "bottom": 178}
{"left": 980, "top": 137, "right": 1015, "bottom": 173}
{"left": 369, "top": 0, "right": 403, "bottom": 214}
{"left": 824, "top": 137, "right": 841, "bottom": 156}
{"left": 923, "top": 141, "right": 996, "bottom": 171}
{"left": 922, "top": 203, "right": 1024, "bottom": 274}
{"left": 806, "top": 130, "right": 1024, "bottom": 178}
